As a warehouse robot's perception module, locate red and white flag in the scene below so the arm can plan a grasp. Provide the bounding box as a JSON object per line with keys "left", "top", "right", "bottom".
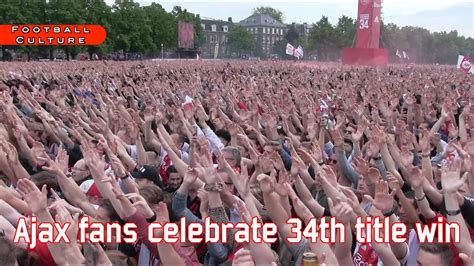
{"left": 457, "top": 55, "right": 474, "bottom": 74}
{"left": 182, "top": 95, "right": 194, "bottom": 111}
{"left": 286, "top": 43, "right": 296, "bottom": 57}
{"left": 286, "top": 43, "right": 304, "bottom": 59}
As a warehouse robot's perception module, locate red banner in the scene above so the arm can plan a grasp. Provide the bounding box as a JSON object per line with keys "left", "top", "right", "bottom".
{"left": 370, "top": 0, "right": 382, "bottom": 48}
{"left": 355, "top": 0, "right": 381, "bottom": 49}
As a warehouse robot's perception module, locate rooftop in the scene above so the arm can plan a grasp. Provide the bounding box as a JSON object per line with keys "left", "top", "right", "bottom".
{"left": 238, "top": 14, "right": 286, "bottom": 28}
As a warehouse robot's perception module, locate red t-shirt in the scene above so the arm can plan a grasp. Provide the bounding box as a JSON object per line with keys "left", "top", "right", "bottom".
{"left": 27, "top": 241, "right": 56, "bottom": 266}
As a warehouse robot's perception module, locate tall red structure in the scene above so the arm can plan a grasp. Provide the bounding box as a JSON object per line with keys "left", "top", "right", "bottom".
{"left": 342, "top": 0, "right": 388, "bottom": 66}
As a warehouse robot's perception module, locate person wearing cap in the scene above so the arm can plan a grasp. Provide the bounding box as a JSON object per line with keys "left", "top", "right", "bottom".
{"left": 79, "top": 179, "right": 102, "bottom": 208}
{"left": 131, "top": 165, "right": 163, "bottom": 189}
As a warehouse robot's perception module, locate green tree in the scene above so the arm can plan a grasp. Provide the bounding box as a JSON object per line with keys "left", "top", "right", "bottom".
{"left": 81, "top": 0, "right": 113, "bottom": 58}
{"left": 48, "top": 0, "right": 88, "bottom": 60}
{"left": 227, "top": 26, "right": 255, "bottom": 56}
{"left": 286, "top": 25, "right": 299, "bottom": 44}
{"left": 272, "top": 39, "right": 288, "bottom": 58}
{"left": 143, "top": 3, "right": 176, "bottom": 54}
{"left": 110, "top": 0, "right": 155, "bottom": 54}
{"left": 252, "top": 6, "right": 284, "bottom": 23}
{"left": 307, "top": 16, "right": 338, "bottom": 60}
{"left": 335, "top": 15, "right": 356, "bottom": 48}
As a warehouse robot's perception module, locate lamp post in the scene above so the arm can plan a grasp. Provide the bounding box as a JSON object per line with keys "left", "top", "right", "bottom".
{"left": 161, "top": 43, "right": 163, "bottom": 59}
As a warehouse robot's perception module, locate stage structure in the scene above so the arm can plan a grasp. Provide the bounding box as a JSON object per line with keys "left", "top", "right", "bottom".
{"left": 342, "top": 0, "right": 388, "bottom": 66}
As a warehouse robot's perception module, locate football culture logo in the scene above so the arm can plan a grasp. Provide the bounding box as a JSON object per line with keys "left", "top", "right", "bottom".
{"left": 0, "top": 25, "right": 106, "bottom": 46}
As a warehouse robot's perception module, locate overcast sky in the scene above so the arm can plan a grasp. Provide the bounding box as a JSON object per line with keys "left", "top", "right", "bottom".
{"left": 105, "top": 0, "right": 474, "bottom": 37}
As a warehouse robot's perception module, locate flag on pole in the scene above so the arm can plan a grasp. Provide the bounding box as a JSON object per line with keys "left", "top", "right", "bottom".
{"left": 402, "top": 51, "right": 410, "bottom": 60}
{"left": 295, "top": 45, "right": 304, "bottom": 59}
{"left": 286, "top": 43, "right": 296, "bottom": 57}
{"left": 457, "top": 55, "right": 474, "bottom": 74}
{"left": 286, "top": 43, "right": 303, "bottom": 59}
{"left": 396, "top": 49, "right": 402, "bottom": 58}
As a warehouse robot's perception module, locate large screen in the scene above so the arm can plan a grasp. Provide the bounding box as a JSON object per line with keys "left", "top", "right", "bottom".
{"left": 178, "top": 21, "right": 194, "bottom": 49}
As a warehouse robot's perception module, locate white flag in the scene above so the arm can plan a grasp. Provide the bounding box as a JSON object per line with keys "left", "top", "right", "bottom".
{"left": 396, "top": 49, "right": 401, "bottom": 58}
{"left": 213, "top": 43, "right": 219, "bottom": 59}
{"left": 457, "top": 55, "right": 474, "bottom": 74}
{"left": 286, "top": 43, "right": 295, "bottom": 56}
{"left": 402, "top": 51, "right": 409, "bottom": 60}
{"left": 295, "top": 45, "right": 304, "bottom": 59}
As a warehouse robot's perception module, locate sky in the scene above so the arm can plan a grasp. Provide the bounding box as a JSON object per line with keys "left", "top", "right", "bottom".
{"left": 105, "top": 0, "right": 474, "bottom": 37}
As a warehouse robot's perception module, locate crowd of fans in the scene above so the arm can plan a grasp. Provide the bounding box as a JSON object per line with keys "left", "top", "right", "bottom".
{"left": 0, "top": 60, "right": 473, "bottom": 265}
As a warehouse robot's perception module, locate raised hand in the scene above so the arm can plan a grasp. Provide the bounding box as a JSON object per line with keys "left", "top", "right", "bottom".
{"left": 366, "top": 180, "right": 395, "bottom": 214}
{"left": 340, "top": 187, "right": 364, "bottom": 215}
{"left": 418, "top": 130, "right": 431, "bottom": 154}
{"left": 54, "top": 202, "right": 80, "bottom": 244}
{"left": 195, "top": 138, "right": 213, "bottom": 168}
{"left": 366, "top": 167, "right": 382, "bottom": 186}
{"left": 32, "top": 141, "right": 48, "bottom": 164}
{"left": 399, "top": 146, "right": 414, "bottom": 169}
{"left": 387, "top": 172, "right": 402, "bottom": 192}
{"left": 286, "top": 183, "right": 313, "bottom": 222}
{"left": 234, "top": 199, "right": 252, "bottom": 223}
{"left": 270, "top": 151, "right": 285, "bottom": 172}
{"left": 441, "top": 159, "right": 467, "bottom": 194}
{"left": 143, "top": 106, "right": 155, "bottom": 123}
{"left": 56, "top": 146, "right": 69, "bottom": 174}
{"left": 352, "top": 157, "right": 370, "bottom": 176}
{"left": 328, "top": 197, "right": 354, "bottom": 224}
{"left": 183, "top": 168, "right": 199, "bottom": 186}
{"left": 125, "top": 193, "right": 154, "bottom": 218}
{"left": 197, "top": 188, "right": 209, "bottom": 214}
{"left": 80, "top": 140, "right": 105, "bottom": 177}
{"left": 274, "top": 171, "right": 292, "bottom": 197}
{"left": 0, "top": 140, "right": 19, "bottom": 165}
{"left": 153, "top": 202, "right": 170, "bottom": 237}
{"left": 320, "top": 165, "right": 338, "bottom": 187}
{"left": 407, "top": 166, "right": 424, "bottom": 189}
{"left": 352, "top": 118, "right": 368, "bottom": 142}
{"left": 17, "top": 179, "right": 48, "bottom": 214}
{"left": 329, "top": 128, "right": 344, "bottom": 147}
{"left": 127, "top": 122, "right": 140, "bottom": 140}
{"left": 364, "top": 139, "right": 381, "bottom": 158}
{"left": 257, "top": 174, "right": 274, "bottom": 194}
